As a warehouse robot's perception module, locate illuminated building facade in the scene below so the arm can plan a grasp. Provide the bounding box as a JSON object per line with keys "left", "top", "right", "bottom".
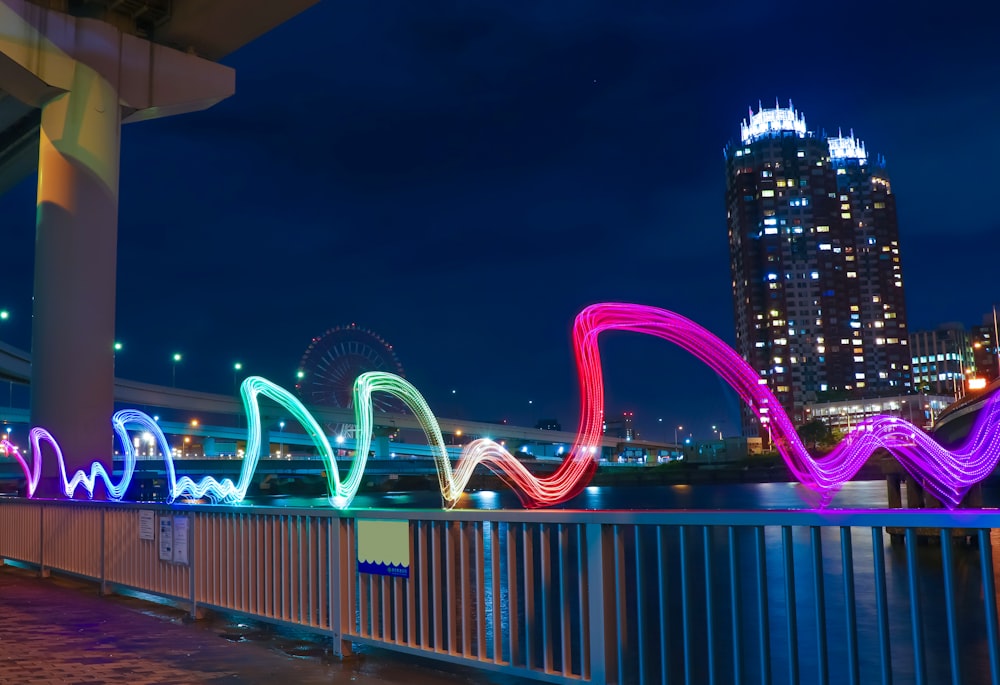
{"left": 725, "top": 101, "right": 910, "bottom": 427}
{"left": 910, "top": 312, "right": 1000, "bottom": 396}
{"left": 910, "top": 324, "right": 974, "bottom": 397}
{"left": 803, "top": 393, "right": 953, "bottom": 432}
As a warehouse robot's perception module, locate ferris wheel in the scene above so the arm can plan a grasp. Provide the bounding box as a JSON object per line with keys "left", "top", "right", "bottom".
{"left": 295, "top": 324, "right": 408, "bottom": 423}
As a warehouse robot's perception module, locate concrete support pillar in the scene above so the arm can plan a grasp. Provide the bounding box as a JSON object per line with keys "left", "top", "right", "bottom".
{"left": 0, "top": 0, "right": 234, "bottom": 497}
{"left": 886, "top": 473, "right": 902, "bottom": 509}
{"left": 31, "top": 55, "right": 121, "bottom": 497}
{"left": 373, "top": 426, "right": 393, "bottom": 459}
{"left": 904, "top": 475, "right": 924, "bottom": 509}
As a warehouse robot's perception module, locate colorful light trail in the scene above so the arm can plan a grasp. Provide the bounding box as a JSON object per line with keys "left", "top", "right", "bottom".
{"left": 2, "top": 303, "right": 998, "bottom": 509}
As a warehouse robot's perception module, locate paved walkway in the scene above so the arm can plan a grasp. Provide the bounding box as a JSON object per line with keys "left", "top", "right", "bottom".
{"left": 0, "top": 565, "right": 529, "bottom": 685}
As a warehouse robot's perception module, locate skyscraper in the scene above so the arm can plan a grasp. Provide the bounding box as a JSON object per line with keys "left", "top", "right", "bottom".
{"left": 725, "top": 101, "right": 910, "bottom": 427}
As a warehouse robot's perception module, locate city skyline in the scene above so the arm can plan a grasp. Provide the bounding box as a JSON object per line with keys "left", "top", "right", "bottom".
{"left": 1, "top": 1, "right": 998, "bottom": 439}
{"left": 726, "top": 101, "right": 910, "bottom": 427}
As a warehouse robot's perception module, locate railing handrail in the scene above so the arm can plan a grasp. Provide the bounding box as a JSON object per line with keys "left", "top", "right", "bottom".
{"left": 5, "top": 494, "right": 999, "bottom": 527}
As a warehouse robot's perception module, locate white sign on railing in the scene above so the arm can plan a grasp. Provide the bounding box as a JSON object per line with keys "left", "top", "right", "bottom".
{"left": 157, "top": 515, "right": 189, "bottom": 565}
{"left": 159, "top": 516, "right": 173, "bottom": 561}
{"left": 139, "top": 510, "right": 154, "bottom": 541}
{"left": 173, "top": 516, "right": 189, "bottom": 565}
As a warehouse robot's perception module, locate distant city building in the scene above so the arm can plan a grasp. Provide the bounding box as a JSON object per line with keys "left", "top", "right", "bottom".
{"left": 725, "top": 100, "right": 910, "bottom": 429}
{"left": 910, "top": 312, "right": 1000, "bottom": 397}
{"left": 603, "top": 411, "right": 635, "bottom": 441}
{"left": 909, "top": 324, "right": 973, "bottom": 397}
{"left": 534, "top": 418, "right": 562, "bottom": 431}
{"left": 803, "top": 393, "right": 953, "bottom": 433}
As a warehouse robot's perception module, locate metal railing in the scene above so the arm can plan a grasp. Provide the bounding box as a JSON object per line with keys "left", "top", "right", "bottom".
{"left": 1, "top": 499, "right": 999, "bottom": 685}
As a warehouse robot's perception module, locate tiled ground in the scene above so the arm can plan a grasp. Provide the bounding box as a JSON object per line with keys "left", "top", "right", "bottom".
{"left": 0, "top": 565, "right": 523, "bottom": 685}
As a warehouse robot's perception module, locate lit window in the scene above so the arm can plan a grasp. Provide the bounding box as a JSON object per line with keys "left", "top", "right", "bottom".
{"left": 761, "top": 190, "right": 775, "bottom": 198}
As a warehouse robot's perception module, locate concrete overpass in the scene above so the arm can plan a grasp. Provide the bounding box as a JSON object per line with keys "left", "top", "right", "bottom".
{"left": 1, "top": 338, "right": 626, "bottom": 453}
{"left": 0, "top": 0, "right": 320, "bottom": 494}
{"left": 0, "top": 0, "right": 322, "bottom": 194}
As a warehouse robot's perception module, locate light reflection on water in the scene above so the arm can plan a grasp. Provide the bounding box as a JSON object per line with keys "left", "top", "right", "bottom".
{"left": 246, "top": 479, "right": 893, "bottom": 511}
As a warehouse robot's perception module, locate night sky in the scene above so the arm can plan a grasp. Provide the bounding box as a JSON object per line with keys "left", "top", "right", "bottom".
{"left": 2, "top": 1, "right": 998, "bottom": 440}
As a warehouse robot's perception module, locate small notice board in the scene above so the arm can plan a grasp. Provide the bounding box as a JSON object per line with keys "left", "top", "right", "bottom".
{"left": 157, "top": 515, "right": 190, "bottom": 566}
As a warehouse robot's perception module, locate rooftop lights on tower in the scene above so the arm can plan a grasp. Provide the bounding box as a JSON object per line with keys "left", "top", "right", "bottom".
{"left": 740, "top": 99, "right": 808, "bottom": 144}
{"left": 828, "top": 128, "right": 868, "bottom": 165}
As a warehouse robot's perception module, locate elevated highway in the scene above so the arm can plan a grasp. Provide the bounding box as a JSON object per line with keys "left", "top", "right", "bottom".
{"left": 0, "top": 339, "right": 624, "bottom": 451}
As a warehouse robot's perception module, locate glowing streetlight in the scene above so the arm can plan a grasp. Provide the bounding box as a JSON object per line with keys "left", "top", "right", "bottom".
{"left": 0, "top": 310, "right": 8, "bottom": 320}
{"left": 279, "top": 420, "right": 285, "bottom": 458}
{"left": 675, "top": 425, "right": 683, "bottom": 445}
{"left": 171, "top": 353, "right": 182, "bottom": 386}
{"left": 113, "top": 341, "right": 123, "bottom": 352}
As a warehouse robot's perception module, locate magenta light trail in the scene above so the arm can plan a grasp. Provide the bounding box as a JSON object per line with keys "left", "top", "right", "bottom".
{"left": 2, "top": 303, "right": 998, "bottom": 509}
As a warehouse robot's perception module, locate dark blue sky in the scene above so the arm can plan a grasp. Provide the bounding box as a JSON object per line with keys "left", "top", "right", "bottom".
{"left": 2, "top": 1, "right": 998, "bottom": 440}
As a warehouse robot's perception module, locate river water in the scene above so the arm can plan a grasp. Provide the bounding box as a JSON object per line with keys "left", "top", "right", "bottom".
{"left": 253, "top": 481, "right": 999, "bottom": 684}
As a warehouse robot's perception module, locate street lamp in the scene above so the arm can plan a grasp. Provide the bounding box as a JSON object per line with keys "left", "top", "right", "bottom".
{"left": 712, "top": 424, "right": 722, "bottom": 440}
{"left": 171, "top": 353, "right": 182, "bottom": 387}
{"left": 279, "top": 420, "right": 285, "bottom": 458}
{"left": 675, "top": 425, "right": 683, "bottom": 445}
{"left": 233, "top": 362, "right": 243, "bottom": 389}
